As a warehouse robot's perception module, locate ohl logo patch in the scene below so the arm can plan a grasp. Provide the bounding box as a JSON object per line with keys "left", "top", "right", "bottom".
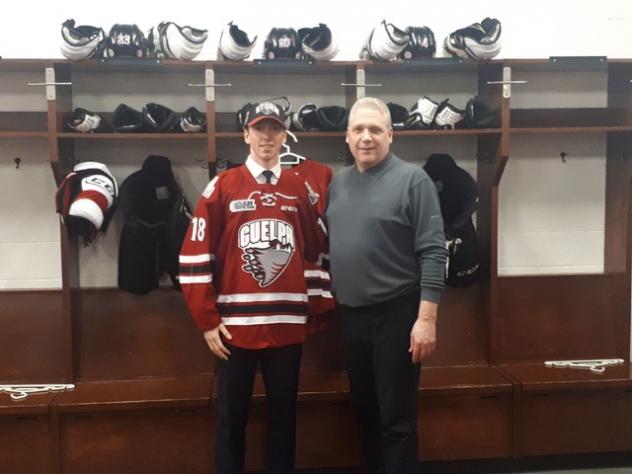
{"left": 238, "top": 219, "right": 295, "bottom": 287}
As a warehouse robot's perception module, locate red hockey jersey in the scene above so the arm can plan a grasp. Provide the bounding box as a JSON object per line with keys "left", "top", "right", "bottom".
{"left": 179, "top": 165, "right": 326, "bottom": 349}
{"left": 287, "top": 159, "right": 334, "bottom": 332}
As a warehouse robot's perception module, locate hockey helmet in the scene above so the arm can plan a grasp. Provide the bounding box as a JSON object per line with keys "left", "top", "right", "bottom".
{"left": 218, "top": 21, "right": 257, "bottom": 61}
{"left": 386, "top": 102, "right": 410, "bottom": 130}
{"left": 148, "top": 22, "right": 207, "bottom": 60}
{"left": 142, "top": 103, "right": 179, "bottom": 132}
{"left": 60, "top": 19, "right": 105, "bottom": 60}
{"left": 462, "top": 96, "right": 498, "bottom": 128}
{"left": 103, "top": 24, "right": 147, "bottom": 59}
{"left": 113, "top": 104, "right": 145, "bottom": 132}
{"left": 315, "top": 105, "right": 349, "bottom": 131}
{"left": 178, "top": 106, "right": 207, "bottom": 132}
{"left": 361, "top": 20, "right": 409, "bottom": 61}
{"left": 263, "top": 28, "right": 302, "bottom": 60}
{"left": 290, "top": 103, "right": 320, "bottom": 131}
{"left": 444, "top": 17, "right": 502, "bottom": 60}
{"left": 298, "top": 23, "right": 338, "bottom": 61}
{"left": 67, "top": 108, "right": 107, "bottom": 133}
{"left": 398, "top": 26, "right": 436, "bottom": 60}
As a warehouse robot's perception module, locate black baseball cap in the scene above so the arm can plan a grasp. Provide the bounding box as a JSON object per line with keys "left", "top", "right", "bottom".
{"left": 246, "top": 100, "right": 288, "bottom": 128}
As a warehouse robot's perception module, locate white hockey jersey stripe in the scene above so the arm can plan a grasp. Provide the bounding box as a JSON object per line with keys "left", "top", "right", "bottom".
{"left": 217, "top": 293, "right": 308, "bottom": 303}
{"left": 304, "top": 270, "right": 331, "bottom": 280}
{"left": 307, "top": 289, "right": 333, "bottom": 298}
{"left": 222, "top": 315, "right": 308, "bottom": 326}
{"left": 179, "top": 274, "right": 213, "bottom": 284}
{"left": 179, "top": 253, "right": 215, "bottom": 264}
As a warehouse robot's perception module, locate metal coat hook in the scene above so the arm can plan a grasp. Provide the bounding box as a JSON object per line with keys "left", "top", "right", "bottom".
{"left": 560, "top": 151, "right": 568, "bottom": 163}
{"left": 14, "top": 157, "right": 21, "bottom": 169}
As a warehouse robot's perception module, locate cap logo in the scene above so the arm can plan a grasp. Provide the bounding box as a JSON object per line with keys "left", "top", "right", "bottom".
{"left": 255, "top": 102, "right": 280, "bottom": 116}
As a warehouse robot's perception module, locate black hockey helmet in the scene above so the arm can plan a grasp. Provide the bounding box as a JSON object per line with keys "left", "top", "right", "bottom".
{"left": 290, "top": 103, "right": 320, "bottom": 131}
{"left": 263, "top": 28, "right": 302, "bottom": 60}
{"left": 178, "top": 106, "right": 207, "bottom": 132}
{"left": 399, "top": 26, "right": 436, "bottom": 60}
{"left": 461, "top": 96, "right": 498, "bottom": 129}
{"left": 113, "top": 104, "right": 145, "bottom": 132}
{"left": 316, "top": 105, "right": 349, "bottom": 131}
{"left": 142, "top": 103, "right": 178, "bottom": 132}
{"left": 103, "top": 24, "right": 147, "bottom": 59}
{"left": 386, "top": 102, "right": 409, "bottom": 130}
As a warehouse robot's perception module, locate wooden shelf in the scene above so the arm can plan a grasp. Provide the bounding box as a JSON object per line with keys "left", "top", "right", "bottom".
{"left": 499, "top": 361, "right": 632, "bottom": 391}
{"left": 0, "top": 131, "right": 49, "bottom": 139}
{"left": 246, "top": 364, "right": 513, "bottom": 403}
{"left": 395, "top": 128, "right": 501, "bottom": 137}
{"left": 0, "top": 392, "right": 58, "bottom": 415}
{"left": 215, "top": 129, "right": 500, "bottom": 139}
{"left": 215, "top": 131, "right": 345, "bottom": 139}
{"left": 212, "top": 60, "right": 356, "bottom": 75}
{"left": 510, "top": 108, "right": 632, "bottom": 129}
{"left": 420, "top": 364, "right": 513, "bottom": 396}
{"left": 52, "top": 375, "right": 212, "bottom": 413}
{"left": 57, "top": 132, "right": 208, "bottom": 140}
{"left": 510, "top": 126, "right": 632, "bottom": 134}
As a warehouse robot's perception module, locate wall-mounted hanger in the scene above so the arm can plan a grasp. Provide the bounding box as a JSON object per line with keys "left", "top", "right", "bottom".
{"left": 280, "top": 130, "right": 307, "bottom": 165}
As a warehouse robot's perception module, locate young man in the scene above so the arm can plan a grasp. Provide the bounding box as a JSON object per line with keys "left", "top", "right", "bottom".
{"left": 326, "top": 97, "right": 448, "bottom": 474}
{"left": 179, "top": 99, "right": 326, "bottom": 474}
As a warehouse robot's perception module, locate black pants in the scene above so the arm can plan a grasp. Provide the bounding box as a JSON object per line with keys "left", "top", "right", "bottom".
{"left": 215, "top": 343, "right": 302, "bottom": 474}
{"left": 339, "top": 291, "right": 421, "bottom": 474}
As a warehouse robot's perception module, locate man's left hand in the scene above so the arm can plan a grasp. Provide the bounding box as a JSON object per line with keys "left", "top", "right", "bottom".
{"left": 409, "top": 300, "right": 438, "bottom": 363}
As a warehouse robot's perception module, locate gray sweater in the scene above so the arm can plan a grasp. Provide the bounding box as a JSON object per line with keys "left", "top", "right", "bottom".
{"left": 326, "top": 154, "right": 447, "bottom": 307}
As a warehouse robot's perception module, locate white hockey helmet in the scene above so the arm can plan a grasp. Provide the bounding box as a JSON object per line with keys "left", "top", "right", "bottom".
{"left": 298, "top": 23, "right": 338, "bottom": 61}
{"left": 60, "top": 19, "right": 105, "bottom": 60}
{"left": 218, "top": 21, "right": 257, "bottom": 61}
{"left": 361, "top": 20, "right": 409, "bottom": 61}
{"left": 149, "top": 21, "right": 208, "bottom": 60}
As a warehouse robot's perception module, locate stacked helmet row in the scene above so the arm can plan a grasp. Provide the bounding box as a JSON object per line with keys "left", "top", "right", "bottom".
{"left": 61, "top": 18, "right": 501, "bottom": 62}
{"left": 61, "top": 19, "right": 209, "bottom": 60}
{"left": 362, "top": 18, "right": 502, "bottom": 61}
{"left": 66, "top": 104, "right": 206, "bottom": 133}
{"left": 235, "top": 97, "right": 350, "bottom": 132}
{"left": 221, "top": 23, "right": 338, "bottom": 61}
{"left": 61, "top": 19, "right": 337, "bottom": 61}
{"left": 387, "top": 96, "right": 498, "bottom": 131}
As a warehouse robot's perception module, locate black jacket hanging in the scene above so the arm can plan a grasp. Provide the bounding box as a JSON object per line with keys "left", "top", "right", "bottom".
{"left": 117, "top": 155, "right": 192, "bottom": 295}
{"left": 423, "top": 153, "right": 480, "bottom": 287}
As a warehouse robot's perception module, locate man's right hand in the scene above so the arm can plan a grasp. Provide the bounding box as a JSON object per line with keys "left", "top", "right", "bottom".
{"left": 203, "top": 324, "right": 233, "bottom": 360}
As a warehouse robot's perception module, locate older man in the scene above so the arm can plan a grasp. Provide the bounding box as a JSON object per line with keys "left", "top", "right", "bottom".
{"left": 179, "top": 98, "right": 325, "bottom": 474}
{"left": 326, "top": 97, "right": 447, "bottom": 474}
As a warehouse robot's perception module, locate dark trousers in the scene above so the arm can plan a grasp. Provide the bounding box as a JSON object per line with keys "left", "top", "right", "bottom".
{"left": 339, "top": 291, "right": 421, "bottom": 474}
{"left": 215, "top": 343, "right": 302, "bottom": 474}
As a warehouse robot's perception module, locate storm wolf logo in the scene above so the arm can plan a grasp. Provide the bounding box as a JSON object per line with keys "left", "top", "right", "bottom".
{"left": 239, "top": 219, "right": 295, "bottom": 286}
